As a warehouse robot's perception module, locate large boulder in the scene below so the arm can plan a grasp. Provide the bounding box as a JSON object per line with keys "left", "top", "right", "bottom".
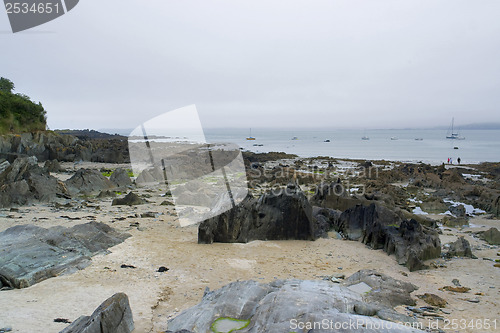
{"left": 167, "top": 279, "right": 424, "bottom": 332}
{"left": 112, "top": 192, "right": 146, "bottom": 206}
{"left": 479, "top": 227, "right": 500, "bottom": 245}
{"left": 0, "top": 157, "right": 67, "bottom": 207}
{"left": 60, "top": 293, "right": 134, "bottom": 333}
{"left": 109, "top": 168, "right": 133, "bottom": 188}
{"left": 198, "top": 184, "right": 317, "bottom": 244}
{"left": 44, "top": 159, "right": 63, "bottom": 173}
{"left": 333, "top": 204, "right": 441, "bottom": 271}
{"left": 0, "top": 222, "right": 130, "bottom": 289}
{"left": 65, "top": 169, "right": 114, "bottom": 195}
{"left": 445, "top": 237, "right": 474, "bottom": 258}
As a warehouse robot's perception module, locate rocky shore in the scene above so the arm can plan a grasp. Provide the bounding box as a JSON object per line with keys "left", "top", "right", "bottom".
{"left": 0, "top": 134, "right": 499, "bottom": 333}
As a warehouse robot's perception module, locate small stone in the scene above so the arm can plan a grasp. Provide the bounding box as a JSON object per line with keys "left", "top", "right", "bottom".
{"left": 0, "top": 327, "right": 13, "bottom": 332}
{"left": 441, "top": 309, "right": 451, "bottom": 314}
{"left": 466, "top": 298, "right": 480, "bottom": 303}
{"left": 120, "top": 264, "right": 136, "bottom": 269}
{"left": 417, "top": 293, "right": 447, "bottom": 308}
{"left": 452, "top": 279, "right": 461, "bottom": 287}
{"left": 157, "top": 266, "right": 169, "bottom": 273}
{"left": 54, "top": 318, "right": 71, "bottom": 323}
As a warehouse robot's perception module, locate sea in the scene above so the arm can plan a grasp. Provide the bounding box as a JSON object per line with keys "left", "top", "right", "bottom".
{"left": 202, "top": 128, "right": 500, "bottom": 164}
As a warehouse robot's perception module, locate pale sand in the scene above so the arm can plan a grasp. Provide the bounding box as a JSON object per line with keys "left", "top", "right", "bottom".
{"left": 0, "top": 185, "right": 499, "bottom": 332}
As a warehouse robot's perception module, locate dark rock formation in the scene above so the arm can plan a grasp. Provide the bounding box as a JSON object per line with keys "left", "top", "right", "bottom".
{"left": 44, "top": 159, "right": 63, "bottom": 172}
{"left": 0, "top": 157, "right": 67, "bottom": 208}
{"left": 112, "top": 192, "right": 146, "bottom": 206}
{"left": 446, "top": 237, "right": 474, "bottom": 258}
{"left": 311, "top": 181, "right": 363, "bottom": 212}
{"left": 449, "top": 204, "right": 466, "bottom": 218}
{"left": 109, "top": 168, "right": 132, "bottom": 188}
{"left": 333, "top": 204, "right": 441, "bottom": 271}
{"left": 0, "top": 131, "right": 129, "bottom": 163}
{"left": 59, "top": 293, "right": 134, "bottom": 333}
{"left": 167, "top": 278, "right": 423, "bottom": 332}
{"left": 65, "top": 169, "right": 114, "bottom": 195}
{"left": 479, "top": 227, "right": 500, "bottom": 245}
{"left": 0, "top": 222, "right": 130, "bottom": 289}
{"left": 198, "top": 184, "right": 317, "bottom": 244}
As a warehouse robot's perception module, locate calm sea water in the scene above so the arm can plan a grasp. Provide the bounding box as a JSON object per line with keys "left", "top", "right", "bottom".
{"left": 204, "top": 128, "right": 500, "bottom": 164}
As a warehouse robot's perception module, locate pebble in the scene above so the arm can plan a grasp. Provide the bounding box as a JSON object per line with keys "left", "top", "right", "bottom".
{"left": 0, "top": 327, "right": 12, "bottom": 333}
{"left": 440, "top": 309, "right": 451, "bottom": 314}
{"left": 466, "top": 298, "right": 480, "bottom": 303}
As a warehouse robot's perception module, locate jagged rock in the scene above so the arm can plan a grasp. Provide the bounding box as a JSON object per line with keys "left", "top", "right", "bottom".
{"left": 167, "top": 279, "right": 423, "bottom": 332}
{"left": 0, "top": 157, "right": 67, "bottom": 207}
{"left": 333, "top": 204, "right": 441, "bottom": 271}
{"left": 344, "top": 270, "right": 418, "bottom": 308}
{"left": 65, "top": 169, "right": 114, "bottom": 195}
{"left": 479, "top": 227, "right": 500, "bottom": 245}
{"left": 420, "top": 197, "right": 448, "bottom": 214}
{"left": 198, "top": 184, "right": 317, "bottom": 244}
{"left": 312, "top": 207, "right": 342, "bottom": 239}
{"left": 44, "top": 159, "right": 62, "bottom": 173}
{"left": 59, "top": 293, "right": 134, "bottom": 333}
{"left": 0, "top": 222, "right": 130, "bottom": 289}
{"left": 441, "top": 215, "right": 469, "bottom": 228}
{"left": 109, "top": 168, "right": 132, "bottom": 188}
{"left": 449, "top": 204, "right": 466, "bottom": 218}
{"left": 112, "top": 192, "right": 146, "bottom": 206}
{"left": 446, "top": 237, "right": 474, "bottom": 258}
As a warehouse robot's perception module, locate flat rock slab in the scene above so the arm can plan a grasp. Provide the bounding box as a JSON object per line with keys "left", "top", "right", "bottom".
{"left": 59, "top": 293, "right": 134, "bottom": 333}
{"left": 0, "top": 222, "right": 130, "bottom": 289}
{"left": 167, "top": 279, "right": 425, "bottom": 332}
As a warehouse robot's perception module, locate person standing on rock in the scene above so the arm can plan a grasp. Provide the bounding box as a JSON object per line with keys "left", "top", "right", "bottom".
{"left": 457, "top": 157, "right": 461, "bottom": 164}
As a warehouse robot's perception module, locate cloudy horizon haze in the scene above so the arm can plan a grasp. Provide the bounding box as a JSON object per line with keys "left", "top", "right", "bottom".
{"left": 1, "top": 0, "right": 500, "bottom": 131}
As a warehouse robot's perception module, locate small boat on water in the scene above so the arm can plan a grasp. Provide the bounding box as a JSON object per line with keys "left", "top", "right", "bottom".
{"left": 390, "top": 137, "right": 398, "bottom": 140}
{"left": 291, "top": 136, "right": 298, "bottom": 140}
{"left": 361, "top": 136, "right": 370, "bottom": 140}
{"left": 246, "top": 128, "right": 256, "bottom": 140}
{"left": 324, "top": 139, "right": 331, "bottom": 142}
{"left": 415, "top": 138, "right": 424, "bottom": 141}
{"left": 446, "top": 118, "right": 465, "bottom": 140}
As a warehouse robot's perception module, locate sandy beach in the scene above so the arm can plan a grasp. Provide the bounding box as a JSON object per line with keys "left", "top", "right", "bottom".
{"left": 1, "top": 160, "right": 499, "bottom": 333}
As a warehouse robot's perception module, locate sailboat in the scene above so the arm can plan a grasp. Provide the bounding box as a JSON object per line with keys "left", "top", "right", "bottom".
{"left": 446, "top": 118, "right": 465, "bottom": 140}
{"left": 246, "top": 128, "right": 256, "bottom": 140}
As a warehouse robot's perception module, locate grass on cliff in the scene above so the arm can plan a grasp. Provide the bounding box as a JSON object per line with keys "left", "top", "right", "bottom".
{"left": 0, "top": 77, "right": 47, "bottom": 134}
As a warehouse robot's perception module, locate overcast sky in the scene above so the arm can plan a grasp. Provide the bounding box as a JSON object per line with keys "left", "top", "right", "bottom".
{"left": 1, "top": 0, "right": 500, "bottom": 130}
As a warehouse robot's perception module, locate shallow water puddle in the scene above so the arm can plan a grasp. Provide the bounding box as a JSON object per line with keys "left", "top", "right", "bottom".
{"left": 211, "top": 317, "right": 250, "bottom": 333}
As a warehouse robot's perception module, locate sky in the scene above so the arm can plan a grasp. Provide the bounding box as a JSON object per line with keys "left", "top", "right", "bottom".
{"left": 1, "top": 0, "right": 500, "bottom": 131}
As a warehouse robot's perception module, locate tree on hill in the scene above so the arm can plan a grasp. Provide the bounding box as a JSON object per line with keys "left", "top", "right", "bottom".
{"left": 0, "top": 77, "right": 47, "bottom": 134}
{"left": 0, "top": 77, "right": 14, "bottom": 93}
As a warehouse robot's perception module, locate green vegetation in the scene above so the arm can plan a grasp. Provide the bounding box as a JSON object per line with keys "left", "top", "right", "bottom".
{"left": 0, "top": 77, "right": 47, "bottom": 134}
